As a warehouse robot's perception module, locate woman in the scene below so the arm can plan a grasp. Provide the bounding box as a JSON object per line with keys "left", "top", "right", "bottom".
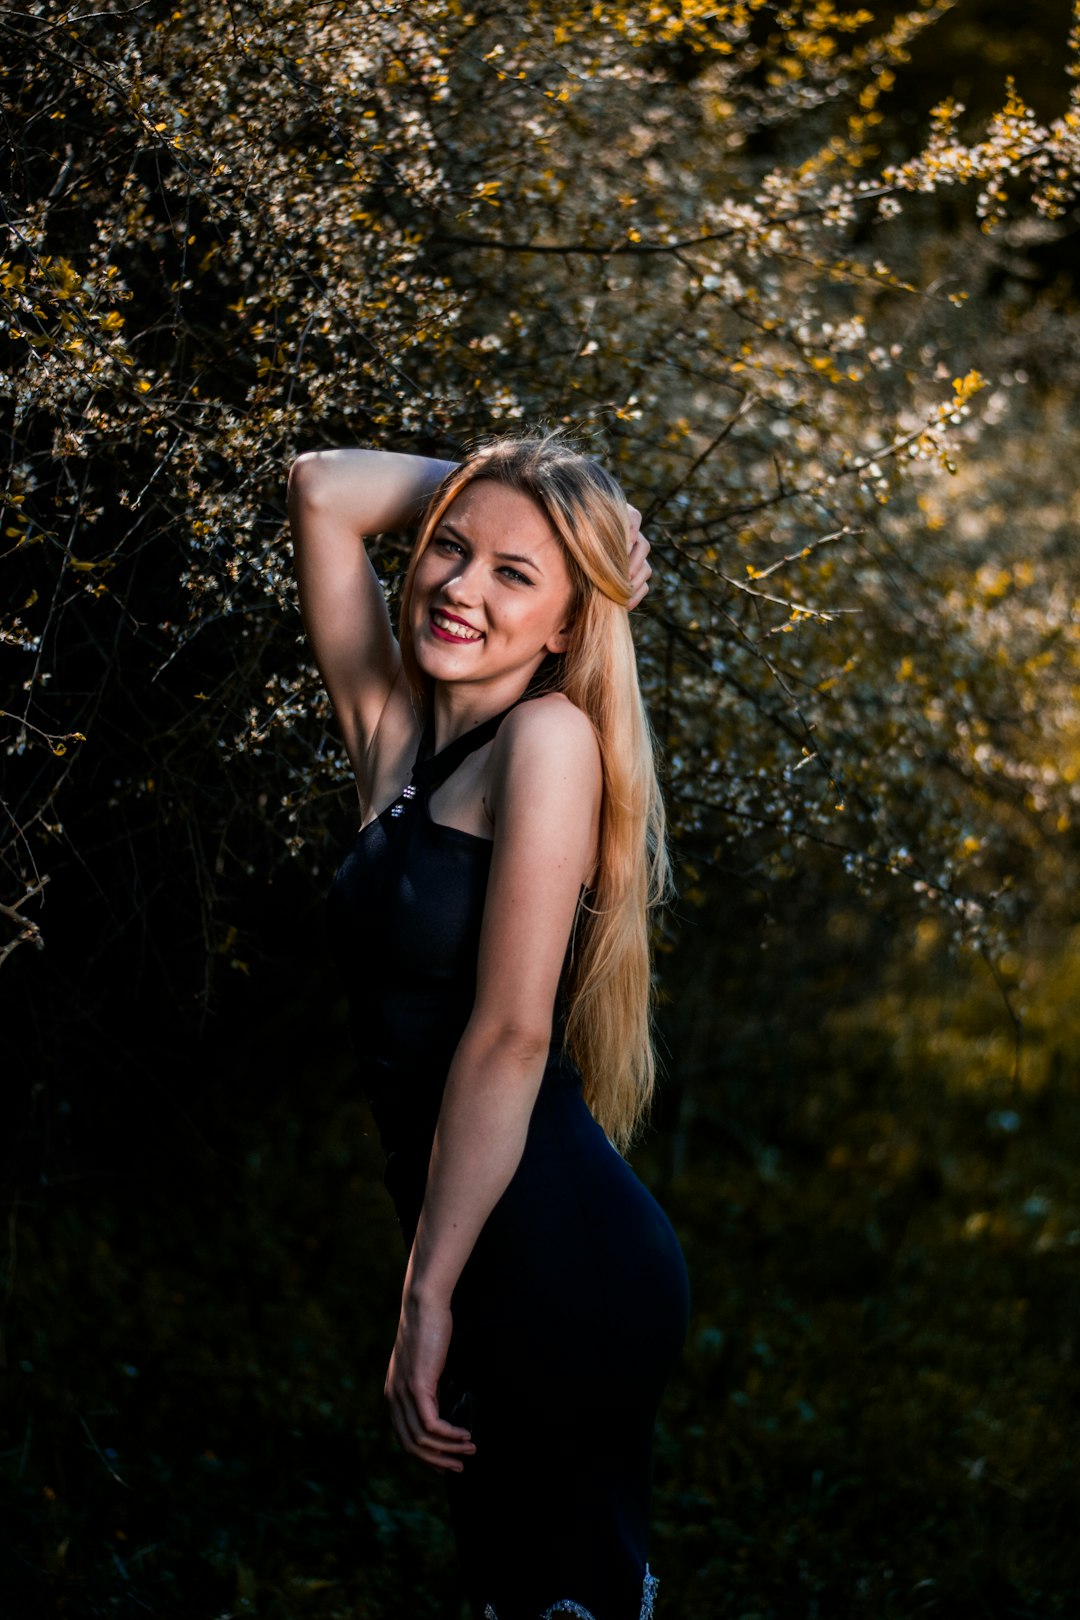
{"left": 288, "top": 435, "right": 690, "bottom": 1620}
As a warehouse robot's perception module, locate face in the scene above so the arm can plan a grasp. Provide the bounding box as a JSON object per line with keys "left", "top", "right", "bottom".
{"left": 410, "top": 479, "right": 576, "bottom": 697}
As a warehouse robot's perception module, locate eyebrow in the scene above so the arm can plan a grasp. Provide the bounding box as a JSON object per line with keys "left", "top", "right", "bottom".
{"left": 436, "top": 520, "right": 542, "bottom": 574}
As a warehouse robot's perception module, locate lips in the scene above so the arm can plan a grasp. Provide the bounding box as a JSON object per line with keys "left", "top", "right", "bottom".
{"left": 430, "top": 608, "right": 484, "bottom": 643}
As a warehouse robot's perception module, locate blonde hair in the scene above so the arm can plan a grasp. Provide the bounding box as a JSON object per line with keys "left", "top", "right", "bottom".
{"left": 398, "top": 434, "right": 670, "bottom": 1152}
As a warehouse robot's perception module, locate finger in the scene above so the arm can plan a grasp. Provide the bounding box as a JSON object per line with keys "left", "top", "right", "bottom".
{"left": 627, "top": 533, "right": 651, "bottom": 571}
{"left": 629, "top": 563, "right": 652, "bottom": 601}
{"left": 391, "top": 1387, "right": 474, "bottom": 1453}
{"left": 392, "top": 1404, "right": 474, "bottom": 1472}
{"left": 419, "top": 1446, "right": 470, "bottom": 1474}
{"left": 416, "top": 1388, "right": 474, "bottom": 1446}
{"left": 395, "top": 1418, "right": 469, "bottom": 1472}
{"left": 415, "top": 1419, "right": 474, "bottom": 1451}
{"left": 628, "top": 561, "right": 652, "bottom": 604}
{"left": 426, "top": 1418, "right": 474, "bottom": 1444}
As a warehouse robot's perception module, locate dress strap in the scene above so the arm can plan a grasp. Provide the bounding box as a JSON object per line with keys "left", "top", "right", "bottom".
{"left": 386, "top": 656, "right": 558, "bottom": 822}
{"left": 411, "top": 702, "right": 516, "bottom": 794}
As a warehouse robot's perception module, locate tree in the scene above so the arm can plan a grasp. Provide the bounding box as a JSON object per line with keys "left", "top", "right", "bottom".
{"left": 4, "top": 0, "right": 1080, "bottom": 991}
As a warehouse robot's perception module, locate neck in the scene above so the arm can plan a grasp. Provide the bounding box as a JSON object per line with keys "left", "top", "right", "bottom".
{"left": 430, "top": 657, "right": 551, "bottom": 751}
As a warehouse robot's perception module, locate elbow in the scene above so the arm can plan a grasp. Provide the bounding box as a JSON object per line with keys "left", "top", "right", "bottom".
{"left": 465, "top": 1017, "right": 553, "bottom": 1070}
{"left": 287, "top": 451, "right": 326, "bottom": 512}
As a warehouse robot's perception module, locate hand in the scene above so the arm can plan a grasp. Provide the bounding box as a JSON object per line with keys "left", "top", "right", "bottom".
{"left": 384, "top": 1292, "right": 476, "bottom": 1474}
{"left": 626, "top": 505, "right": 652, "bottom": 609}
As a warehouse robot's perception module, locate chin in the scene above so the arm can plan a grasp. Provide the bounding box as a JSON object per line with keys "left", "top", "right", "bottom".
{"left": 414, "top": 627, "right": 480, "bottom": 681}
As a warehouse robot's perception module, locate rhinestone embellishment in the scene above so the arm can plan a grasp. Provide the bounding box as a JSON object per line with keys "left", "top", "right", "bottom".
{"left": 389, "top": 783, "right": 417, "bottom": 817}
{"left": 481, "top": 1564, "right": 657, "bottom": 1619}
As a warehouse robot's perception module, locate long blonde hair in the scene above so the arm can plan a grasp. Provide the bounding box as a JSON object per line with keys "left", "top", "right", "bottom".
{"left": 398, "top": 434, "right": 670, "bottom": 1152}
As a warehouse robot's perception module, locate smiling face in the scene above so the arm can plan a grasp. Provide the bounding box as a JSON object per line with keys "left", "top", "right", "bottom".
{"left": 409, "top": 478, "right": 578, "bottom": 703}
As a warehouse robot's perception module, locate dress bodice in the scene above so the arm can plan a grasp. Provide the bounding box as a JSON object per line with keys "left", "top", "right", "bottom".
{"left": 325, "top": 675, "right": 580, "bottom": 1233}
{"left": 328, "top": 800, "right": 496, "bottom": 1081}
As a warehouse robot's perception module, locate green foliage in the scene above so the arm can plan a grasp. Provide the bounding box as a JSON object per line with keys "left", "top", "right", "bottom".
{"left": 4, "top": 0, "right": 1080, "bottom": 971}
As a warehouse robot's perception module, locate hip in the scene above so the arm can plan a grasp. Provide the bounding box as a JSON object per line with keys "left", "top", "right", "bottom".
{"left": 454, "top": 1081, "right": 691, "bottom": 1364}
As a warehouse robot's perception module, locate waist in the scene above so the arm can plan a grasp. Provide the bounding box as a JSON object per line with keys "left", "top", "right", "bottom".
{"left": 360, "top": 1046, "right": 584, "bottom": 1235}
{"left": 360, "top": 1041, "right": 580, "bottom": 1131}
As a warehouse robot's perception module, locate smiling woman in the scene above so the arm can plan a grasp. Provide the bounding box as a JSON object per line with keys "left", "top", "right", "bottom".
{"left": 288, "top": 435, "right": 689, "bottom": 1620}
{"left": 412, "top": 481, "right": 577, "bottom": 691}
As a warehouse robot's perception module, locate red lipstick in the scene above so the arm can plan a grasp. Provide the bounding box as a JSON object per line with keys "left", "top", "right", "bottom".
{"left": 429, "top": 608, "right": 484, "bottom": 643}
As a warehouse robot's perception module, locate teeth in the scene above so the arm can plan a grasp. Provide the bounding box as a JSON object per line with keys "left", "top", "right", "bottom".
{"left": 433, "top": 611, "right": 483, "bottom": 641}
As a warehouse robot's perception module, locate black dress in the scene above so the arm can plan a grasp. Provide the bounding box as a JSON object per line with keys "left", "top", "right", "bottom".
{"left": 326, "top": 685, "right": 691, "bottom": 1620}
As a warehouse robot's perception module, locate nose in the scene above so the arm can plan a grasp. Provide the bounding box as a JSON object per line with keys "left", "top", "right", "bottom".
{"left": 442, "top": 557, "right": 480, "bottom": 604}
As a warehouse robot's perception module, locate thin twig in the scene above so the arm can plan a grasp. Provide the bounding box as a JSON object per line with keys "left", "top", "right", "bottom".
{"left": 78, "top": 1414, "right": 130, "bottom": 1489}
{"left": 642, "top": 395, "right": 756, "bottom": 526}
{"left": 0, "top": 875, "right": 50, "bottom": 964}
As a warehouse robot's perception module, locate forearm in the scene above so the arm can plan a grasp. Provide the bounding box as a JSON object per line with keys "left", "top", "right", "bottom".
{"left": 405, "top": 1024, "right": 549, "bottom": 1307}
{"left": 288, "top": 447, "right": 457, "bottom": 538}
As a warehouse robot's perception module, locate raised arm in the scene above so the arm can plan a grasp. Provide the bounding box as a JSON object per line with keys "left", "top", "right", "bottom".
{"left": 383, "top": 695, "right": 602, "bottom": 1472}
{"left": 287, "top": 449, "right": 456, "bottom": 783}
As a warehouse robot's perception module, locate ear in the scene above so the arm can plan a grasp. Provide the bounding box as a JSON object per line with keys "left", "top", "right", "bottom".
{"left": 545, "top": 617, "right": 574, "bottom": 656}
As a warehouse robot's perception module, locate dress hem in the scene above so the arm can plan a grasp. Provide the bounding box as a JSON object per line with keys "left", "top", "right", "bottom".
{"left": 481, "top": 1562, "right": 659, "bottom": 1620}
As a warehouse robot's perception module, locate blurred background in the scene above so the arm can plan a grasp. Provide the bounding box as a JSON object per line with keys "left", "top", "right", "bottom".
{"left": 3, "top": 2, "right": 1080, "bottom": 1615}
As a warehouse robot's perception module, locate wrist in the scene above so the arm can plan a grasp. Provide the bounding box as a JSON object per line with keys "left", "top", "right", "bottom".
{"left": 404, "top": 1276, "right": 452, "bottom": 1313}
{"left": 403, "top": 1247, "right": 455, "bottom": 1311}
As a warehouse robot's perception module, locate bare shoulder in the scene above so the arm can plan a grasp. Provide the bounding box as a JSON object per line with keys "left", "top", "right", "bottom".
{"left": 498, "top": 691, "right": 599, "bottom": 763}
{"left": 488, "top": 691, "right": 601, "bottom": 807}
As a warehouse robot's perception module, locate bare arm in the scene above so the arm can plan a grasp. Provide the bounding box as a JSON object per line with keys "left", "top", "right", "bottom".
{"left": 383, "top": 696, "right": 602, "bottom": 1472}
{"left": 287, "top": 449, "right": 456, "bottom": 779}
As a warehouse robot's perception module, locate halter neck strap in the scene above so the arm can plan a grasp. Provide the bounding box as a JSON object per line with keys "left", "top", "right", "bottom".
{"left": 410, "top": 657, "right": 557, "bottom": 796}
{"left": 411, "top": 704, "right": 518, "bottom": 795}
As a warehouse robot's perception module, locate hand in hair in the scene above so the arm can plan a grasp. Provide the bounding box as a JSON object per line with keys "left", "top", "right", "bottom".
{"left": 626, "top": 505, "right": 652, "bottom": 610}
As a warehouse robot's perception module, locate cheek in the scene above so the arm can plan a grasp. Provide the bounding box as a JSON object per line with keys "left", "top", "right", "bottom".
{"left": 413, "top": 551, "right": 445, "bottom": 598}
